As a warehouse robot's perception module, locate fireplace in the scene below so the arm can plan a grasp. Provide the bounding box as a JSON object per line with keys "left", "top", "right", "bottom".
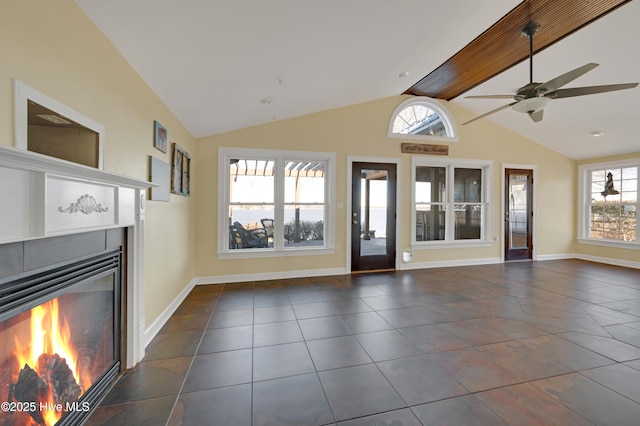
{"left": 0, "top": 145, "right": 152, "bottom": 425}
{"left": 0, "top": 231, "right": 124, "bottom": 425}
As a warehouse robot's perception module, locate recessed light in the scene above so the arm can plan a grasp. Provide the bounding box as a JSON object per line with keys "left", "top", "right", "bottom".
{"left": 590, "top": 130, "right": 604, "bottom": 137}
{"left": 397, "top": 72, "right": 410, "bottom": 79}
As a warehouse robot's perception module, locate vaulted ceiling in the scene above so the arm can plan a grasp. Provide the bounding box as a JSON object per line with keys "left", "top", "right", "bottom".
{"left": 76, "top": 0, "right": 640, "bottom": 160}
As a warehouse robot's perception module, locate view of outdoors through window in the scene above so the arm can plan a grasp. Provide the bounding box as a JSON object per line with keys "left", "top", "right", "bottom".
{"left": 361, "top": 177, "right": 388, "bottom": 239}
{"left": 589, "top": 167, "right": 637, "bottom": 242}
{"left": 508, "top": 174, "right": 529, "bottom": 247}
{"left": 454, "top": 168, "right": 482, "bottom": 240}
{"left": 284, "top": 165, "right": 325, "bottom": 246}
{"left": 415, "top": 165, "right": 483, "bottom": 242}
{"left": 392, "top": 104, "right": 447, "bottom": 136}
{"left": 228, "top": 159, "right": 326, "bottom": 250}
{"left": 355, "top": 170, "right": 390, "bottom": 258}
{"left": 415, "top": 166, "right": 446, "bottom": 241}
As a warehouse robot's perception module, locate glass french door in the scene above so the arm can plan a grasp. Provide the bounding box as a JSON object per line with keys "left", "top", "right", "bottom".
{"left": 351, "top": 162, "right": 396, "bottom": 272}
{"left": 505, "top": 168, "right": 533, "bottom": 261}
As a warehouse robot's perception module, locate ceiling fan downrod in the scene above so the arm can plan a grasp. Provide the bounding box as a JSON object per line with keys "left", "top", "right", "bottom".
{"left": 522, "top": 23, "right": 540, "bottom": 85}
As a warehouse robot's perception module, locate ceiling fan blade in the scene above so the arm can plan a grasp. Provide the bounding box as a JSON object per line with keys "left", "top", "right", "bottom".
{"left": 465, "top": 95, "right": 514, "bottom": 99}
{"left": 549, "top": 82, "right": 639, "bottom": 98}
{"left": 528, "top": 110, "right": 543, "bottom": 122}
{"left": 535, "top": 63, "right": 599, "bottom": 94}
{"left": 462, "top": 101, "right": 518, "bottom": 125}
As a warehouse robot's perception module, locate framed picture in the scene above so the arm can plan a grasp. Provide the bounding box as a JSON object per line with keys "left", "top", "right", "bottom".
{"left": 171, "top": 143, "right": 190, "bottom": 196}
{"left": 153, "top": 121, "right": 168, "bottom": 153}
{"left": 149, "top": 156, "right": 170, "bottom": 201}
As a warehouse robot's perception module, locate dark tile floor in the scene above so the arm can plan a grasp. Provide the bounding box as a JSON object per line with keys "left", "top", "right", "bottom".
{"left": 86, "top": 260, "right": 640, "bottom": 425}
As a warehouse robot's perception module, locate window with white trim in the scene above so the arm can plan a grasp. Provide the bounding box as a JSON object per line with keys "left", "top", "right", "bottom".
{"left": 578, "top": 159, "right": 639, "bottom": 247}
{"left": 412, "top": 157, "right": 492, "bottom": 246}
{"left": 219, "top": 147, "right": 335, "bottom": 257}
{"left": 389, "top": 97, "right": 459, "bottom": 142}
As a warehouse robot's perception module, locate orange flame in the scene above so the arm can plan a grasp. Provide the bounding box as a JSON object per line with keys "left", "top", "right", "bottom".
{"left": 12, "top": 298, "right": 84, "bottom": 426}
{"left": 42, "top": 385, "right": 58, "bottom": 426}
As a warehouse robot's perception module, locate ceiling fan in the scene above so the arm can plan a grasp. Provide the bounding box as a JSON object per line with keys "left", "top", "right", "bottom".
{"left": 462, "top": 23, "right": 639, "bottom": 125}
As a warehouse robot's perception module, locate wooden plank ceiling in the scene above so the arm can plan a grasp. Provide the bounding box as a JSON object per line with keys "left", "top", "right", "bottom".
{"left": 404, "top": 0, "right": 631, "bottom": 100}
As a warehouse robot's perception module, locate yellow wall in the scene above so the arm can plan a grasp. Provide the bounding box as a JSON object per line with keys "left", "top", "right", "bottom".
{"left": 1, "top": 0, "right": 196, "bottom": 327}
{"left": 195, "top": 96, "right": 577, "bottom": 278}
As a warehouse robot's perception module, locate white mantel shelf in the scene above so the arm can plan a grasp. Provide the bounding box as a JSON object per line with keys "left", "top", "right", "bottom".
{"left": 0, "top": 144, "right": 151, "bottom": 190}
{"left": 0, "top": 145, "right": 153, "bottom": 245}
{"left": 0, "top": 145, "right": 152, "bottom": 367}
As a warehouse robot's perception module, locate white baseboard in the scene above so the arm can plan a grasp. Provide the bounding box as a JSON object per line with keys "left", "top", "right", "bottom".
{"left": 536, "top": 253, "right": 577, "bottom": 261}
{"left": 144, "top": 278, "right": 197, "bottom": 348}
{"left": 574, "top": 253, "right": 640, "bottom": 270}
{"left": 536, "top": 252, "right": 640, "bottom": 269}
{"left": 399, "top": 257, "right": 502, "bottom": 270}
{"left": 194, "top": 267, "right": 348, "bottom": 285}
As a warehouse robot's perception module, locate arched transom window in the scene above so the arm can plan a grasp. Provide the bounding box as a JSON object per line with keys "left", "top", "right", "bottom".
{"left": 389, "top": 97, "right": 458, "bottom": 142}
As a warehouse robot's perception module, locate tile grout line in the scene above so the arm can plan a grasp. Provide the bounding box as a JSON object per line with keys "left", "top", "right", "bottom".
{"left": 163, "top": 284, "right": 226, "bottom": 426}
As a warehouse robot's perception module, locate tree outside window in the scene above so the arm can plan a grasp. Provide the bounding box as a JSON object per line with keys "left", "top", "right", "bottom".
{"left": 588, "top": 167, "right": 637, "bottom": 242}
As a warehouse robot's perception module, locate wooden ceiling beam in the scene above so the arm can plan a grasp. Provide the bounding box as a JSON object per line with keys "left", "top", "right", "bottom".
{"left": 404, "top": 0, "right": 631, "bottom": 100}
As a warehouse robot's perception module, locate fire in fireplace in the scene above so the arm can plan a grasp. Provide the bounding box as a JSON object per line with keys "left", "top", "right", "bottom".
{"left": 1, "top": 242, "right": 122, "bottom": 426}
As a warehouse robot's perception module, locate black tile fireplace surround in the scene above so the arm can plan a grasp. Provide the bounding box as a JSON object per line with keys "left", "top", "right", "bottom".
{"left": 0, "top": 229, "right": 125, "bottom": 426}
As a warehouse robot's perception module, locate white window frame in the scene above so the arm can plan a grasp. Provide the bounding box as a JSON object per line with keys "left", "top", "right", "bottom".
{"left": 578, "top": 158, "right": 640, "bottom": 250}
{"left": 411, "top": 156, "right": 493, "bottom": 249}
{"left": 13, "top": 79, "right": 105, "bottom": 169}
{"left": 218, "top": 147, "right": 336, "bottom": 259}
{"left": 388, "top": 97, "right": 459, "bottom": 143}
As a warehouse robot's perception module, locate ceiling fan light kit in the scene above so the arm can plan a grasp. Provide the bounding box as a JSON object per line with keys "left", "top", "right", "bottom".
{"left": 462, "top": 23, "right": 639, "bottom": 125}
{"left": 511, "top": 97, "right": 551, "bottom": 114}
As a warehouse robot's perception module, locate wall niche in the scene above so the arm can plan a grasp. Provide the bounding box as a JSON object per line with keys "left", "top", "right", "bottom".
{"left": 14, "top": 80, "right": 104, "bottom": 169}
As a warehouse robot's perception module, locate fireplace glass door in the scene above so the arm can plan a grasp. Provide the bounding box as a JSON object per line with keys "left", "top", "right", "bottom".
{"left": 0, "top": 254, "right": 120, "bottom": 426}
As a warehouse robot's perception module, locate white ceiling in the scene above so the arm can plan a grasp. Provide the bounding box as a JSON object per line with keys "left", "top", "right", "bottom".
{"left": 76, "top": 0, "right": 639, "bottom": 160}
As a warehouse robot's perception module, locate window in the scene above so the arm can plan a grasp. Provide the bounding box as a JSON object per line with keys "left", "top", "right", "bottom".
{"left": 219, "top": 148, "right": 335, "bottom": 258}
{"left": 578, "top": 159, "right": 639, "bottom": 247}
{"left": 389, "top": 97, "right": 459, "bottom": 142}
{"left": 413, "top": 157, "right": 492, "bottom": 246}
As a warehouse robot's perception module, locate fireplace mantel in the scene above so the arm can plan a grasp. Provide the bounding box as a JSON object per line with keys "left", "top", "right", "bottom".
{"left": 0, "top": 145, "right": 152, "bottom": 243}
{"left": 0, "top": 145, "right": 153, "bottom": 368}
